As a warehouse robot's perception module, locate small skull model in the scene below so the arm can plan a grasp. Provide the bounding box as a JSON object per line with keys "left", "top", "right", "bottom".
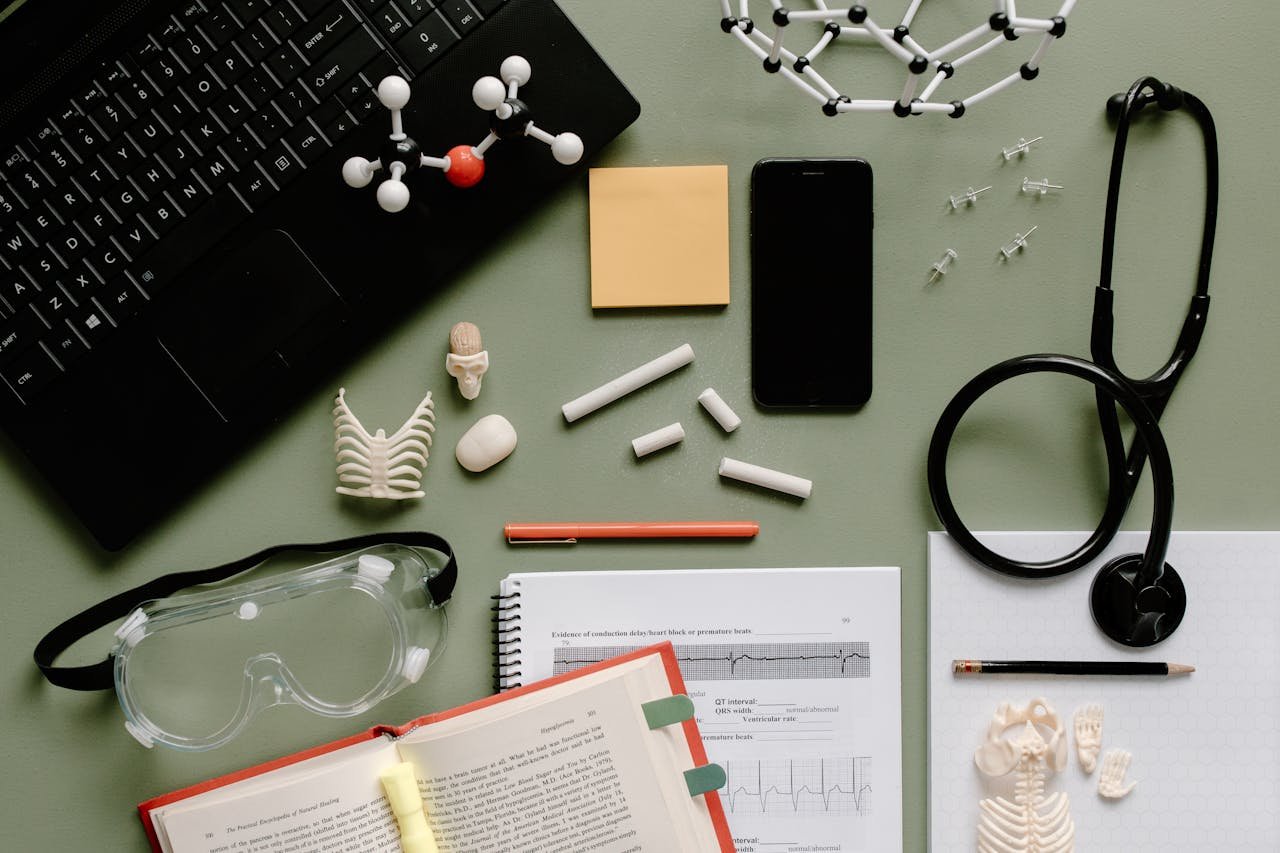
{"left": 445, "top": 322, "right": 489, "bottom": 400}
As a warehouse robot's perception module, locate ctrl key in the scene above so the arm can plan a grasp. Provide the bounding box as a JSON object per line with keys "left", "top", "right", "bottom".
{"left": 1, "top": 343, "right": 61, "bottom": 404}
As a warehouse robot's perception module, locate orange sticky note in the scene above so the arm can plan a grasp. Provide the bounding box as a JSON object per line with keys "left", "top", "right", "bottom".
{"left": 588, "top": 165, "right": 730, "bottom": 308}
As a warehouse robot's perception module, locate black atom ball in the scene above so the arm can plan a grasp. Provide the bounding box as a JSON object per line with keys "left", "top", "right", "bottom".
{"left": 490, "top": 98, "right": 534, "bottom": 140}
{"left": 379, "top": 136, "right": 423, "bottom": 173}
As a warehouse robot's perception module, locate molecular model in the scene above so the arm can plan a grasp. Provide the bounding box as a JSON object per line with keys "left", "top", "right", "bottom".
{"left": 342, "top": 56, "right": 584, "bottom": 212}
{"left": 718, "top": 1, "right": 1076, "bottom": 118}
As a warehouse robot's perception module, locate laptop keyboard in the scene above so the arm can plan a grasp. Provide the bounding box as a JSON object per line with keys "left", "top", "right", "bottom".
{"left": 0, "top": 0, "right": 504, "bottom": 405}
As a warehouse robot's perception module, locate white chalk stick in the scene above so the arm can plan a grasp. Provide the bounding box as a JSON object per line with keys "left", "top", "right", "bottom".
{"left": 561, "top": 344, "right": 695, "bottom": 423}
{"left": 718, "top": 457, "right": 812, "bottom": 499}
{"left": 632, "top": 422, "right": 685, "bottom": 458}
{"left": 697, "top": 388, "right": 741, "bottom": 433}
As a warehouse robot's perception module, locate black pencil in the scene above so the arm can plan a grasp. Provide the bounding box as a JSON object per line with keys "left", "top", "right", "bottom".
{"left": 952, "top": 659, "right": 1194, "bottom": 676}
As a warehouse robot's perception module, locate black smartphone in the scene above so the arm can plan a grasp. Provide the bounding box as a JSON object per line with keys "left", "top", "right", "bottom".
{"left": 751, "top": 157, "right": 873, "bottom": 408}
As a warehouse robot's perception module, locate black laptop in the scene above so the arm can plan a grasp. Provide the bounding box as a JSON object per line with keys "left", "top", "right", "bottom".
{"left": 0, "top": 0, "right": 639, "bottom": 549}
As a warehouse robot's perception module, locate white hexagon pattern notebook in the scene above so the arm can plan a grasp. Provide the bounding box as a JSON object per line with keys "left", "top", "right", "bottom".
{"left": 928, "top": 531, "right": 1280, "bottom": 852}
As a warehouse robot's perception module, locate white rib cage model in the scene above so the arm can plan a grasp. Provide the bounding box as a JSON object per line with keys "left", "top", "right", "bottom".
{"left": 717, "top": 0, "right": 1076, "bottom": 117}
{"left": 333, "top": 388, "right": 436, "bottom": 500}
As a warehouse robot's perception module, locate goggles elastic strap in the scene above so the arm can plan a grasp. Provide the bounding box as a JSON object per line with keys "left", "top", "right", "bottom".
{"left": 34, "top": 531, "right": 457, "bottom": 692}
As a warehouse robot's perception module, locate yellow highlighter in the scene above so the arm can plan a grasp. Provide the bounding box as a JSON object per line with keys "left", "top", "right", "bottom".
{"left": 379, "top": 762, "right": 440, "bottom": 853}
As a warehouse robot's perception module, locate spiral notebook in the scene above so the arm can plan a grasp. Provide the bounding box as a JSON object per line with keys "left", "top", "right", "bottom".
{"left": 928, "top": 531, "right": 1280, "bottom": 852}
{"left": 495, "top": 567, "right": 904, "bottom": 852}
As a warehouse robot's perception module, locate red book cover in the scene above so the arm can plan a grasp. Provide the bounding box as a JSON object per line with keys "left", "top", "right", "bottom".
{"left": 139, "top": 641, "right": 733, "bottom": 852}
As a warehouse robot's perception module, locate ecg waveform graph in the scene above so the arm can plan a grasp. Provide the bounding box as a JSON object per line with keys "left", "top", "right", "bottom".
{"left": 724, "top": 757, "right": 872, "bottom": 817}
{"left": 552, "top": 642, "right": 870, "bottom": 680}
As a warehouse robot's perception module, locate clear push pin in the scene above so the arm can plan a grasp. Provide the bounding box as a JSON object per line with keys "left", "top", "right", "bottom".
{"left": 929, "top": 248, "right": 957, "bottom": 283}
{"left": 1001, "top": 135, "right": 1043, "bottom": 160}
{"left": 1022, "top": 176, "right": 1063, "bottom": 196}
{"left": 949, "top": 185, "right": 991, "bottom": 209}
{"left": 1000, "top": 225, "right": 1038, "bottom": 259}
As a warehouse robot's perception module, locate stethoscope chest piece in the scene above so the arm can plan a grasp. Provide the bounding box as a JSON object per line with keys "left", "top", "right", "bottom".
{"left": 1090, "top": 554, "right": 1186, "bottom": 647}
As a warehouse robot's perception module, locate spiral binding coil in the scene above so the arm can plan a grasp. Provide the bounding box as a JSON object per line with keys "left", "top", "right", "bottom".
{"left": 491, "top": 592, "right": 522, "bottom": 691}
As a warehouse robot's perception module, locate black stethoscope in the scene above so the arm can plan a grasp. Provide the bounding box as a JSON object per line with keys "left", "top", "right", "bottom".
{"left": 927, "top": 76, "right": 1218, "bottom": 648}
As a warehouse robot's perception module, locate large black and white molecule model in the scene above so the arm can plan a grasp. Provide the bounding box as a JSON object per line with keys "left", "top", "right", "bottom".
{"left": 341, "top": 58, "right": 583, "bottom": 213}
{"left": 341, "top": 77, "right": 453, "bottom": 213}
{"left": 468, "top": 56, "right": 584, "bottom": 168}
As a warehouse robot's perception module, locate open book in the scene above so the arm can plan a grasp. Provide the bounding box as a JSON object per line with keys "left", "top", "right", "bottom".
{"left": 141, "top": 644, "right": 732, "bottom": 853}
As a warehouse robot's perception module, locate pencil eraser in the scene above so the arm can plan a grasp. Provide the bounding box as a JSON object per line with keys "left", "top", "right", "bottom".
{"left": 456, "top": 414, "right": 517, "bottom": 472}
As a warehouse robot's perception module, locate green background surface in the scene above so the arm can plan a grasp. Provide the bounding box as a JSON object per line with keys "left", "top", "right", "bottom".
{"left": 3, "top": 2, "right": 1279, "bottom": 850}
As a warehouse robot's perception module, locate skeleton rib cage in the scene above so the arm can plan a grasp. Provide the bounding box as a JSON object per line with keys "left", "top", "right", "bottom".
{"left": 333, "top": 387, "right": 436, "bottom": 500}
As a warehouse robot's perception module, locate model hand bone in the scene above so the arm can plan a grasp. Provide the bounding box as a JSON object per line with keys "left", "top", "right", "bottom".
{"left": 1073, "top": 705, "right": 1104, "bottom": 774}
{"left": 445, "top": 322, "right": 489, "bottom": 400}
{"left": 341, "top": 59, "right": 583, "bottom": 213}
{"left": 974, "top": 698, "right": 1076, "bottom": 853}
{"left": 1098, "top": 749, "right": 1137, "bottom": 799}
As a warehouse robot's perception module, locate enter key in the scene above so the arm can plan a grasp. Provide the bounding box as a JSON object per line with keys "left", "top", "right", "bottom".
{"left": 297, "top": 1, "right": 361, "bottom": 63}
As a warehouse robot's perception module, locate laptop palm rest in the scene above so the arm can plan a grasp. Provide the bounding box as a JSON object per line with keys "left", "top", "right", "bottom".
{"left": 154, "top": 229, "right": 345, "bottom": 417}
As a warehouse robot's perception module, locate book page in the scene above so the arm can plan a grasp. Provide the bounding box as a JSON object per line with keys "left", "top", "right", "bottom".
{"left": 152, "top": 738, "right": 402, "bottom": 853}
{"left": 500, "top": 567, "right": 903, "bottom": 853}
{"left": 396, "top": 664, "right": 713, "bottom": 852}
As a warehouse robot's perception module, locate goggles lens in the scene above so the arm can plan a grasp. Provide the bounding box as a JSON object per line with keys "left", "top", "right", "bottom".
{"left": 113, "top": 546, "right": 446, "bottom": 750}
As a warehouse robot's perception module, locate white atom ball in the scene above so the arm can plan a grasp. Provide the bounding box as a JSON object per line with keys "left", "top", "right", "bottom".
{"left": 472, "top": 75, "right": 506, "bottom": 110}
{"left": 342, "top": 157, "right": 374, "bottom": 188}
{"left": 377, "top": 180, "right": 410, "bottom": 213}
{"left": 500, "top": 55, "right": 531, "bottom": 86}
{"left": 376, "top": 76, "right": 412, "bottom": 110}
{"left": 551, "top": 132, "right": 584, "bottom": 165}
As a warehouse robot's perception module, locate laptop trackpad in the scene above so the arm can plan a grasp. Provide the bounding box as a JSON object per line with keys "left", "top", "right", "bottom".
{"left": 155, "top": 229, "right": 342, "bottom": 413}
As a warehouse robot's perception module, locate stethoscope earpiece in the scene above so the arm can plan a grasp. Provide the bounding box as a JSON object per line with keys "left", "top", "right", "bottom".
{"left": 1089, "top": 553, "right": 1187, "bottom": 648}
{"left": 1106, "top": 79, "right": 1186, "bottom": 121}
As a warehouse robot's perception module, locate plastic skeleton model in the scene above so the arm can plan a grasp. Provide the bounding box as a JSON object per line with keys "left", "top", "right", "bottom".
{"left": 341, "top": 58, "right": 583, "bottom": 212}
{"left": 1098, "top": 749, "right": 1137, "bottom": 799}
{"left": 333, "top": 387, "right": 436, "bottom": 499}
{"left": 1073, "top": 705, "right": 1103, "bottom": 774}
{"left": 973, "top": 698, "right": 1075, "bottom": 853}
{"left": 717, "top": 1, "right": 1075, "bottom": 118}
{"left": 445, "top": 321, "right": 489, "bottom": 400}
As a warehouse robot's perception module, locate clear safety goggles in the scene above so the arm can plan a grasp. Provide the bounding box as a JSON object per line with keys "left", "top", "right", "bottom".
{"left": 35, "top": 533, "right": 456, "bottom": 752}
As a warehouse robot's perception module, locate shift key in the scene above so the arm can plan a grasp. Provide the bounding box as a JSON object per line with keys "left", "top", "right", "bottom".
{"left": 296, "top": 2, "right": 360, "bottom": 62}
{"left": 306, "top": 27, "right": 380, "bottom": 99}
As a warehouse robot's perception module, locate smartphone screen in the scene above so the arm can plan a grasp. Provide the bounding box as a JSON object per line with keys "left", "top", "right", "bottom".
{"left": 751, "top": 158, "right": 873, "bottom": 407}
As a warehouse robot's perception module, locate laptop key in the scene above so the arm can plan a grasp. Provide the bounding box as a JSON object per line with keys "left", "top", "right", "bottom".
{"left": 36, "top": 284, "right": 75, "bottom": 324}
{"left": 359, "top": 53, "right": 400, "bottom": 86}
{"left": 371, "top": 4, "right": 410, "bottom": 42}
{"left": 131, "top": 115, "right": 169, "bottom": 153}
{"left": 321, "top": 111, "right": 357, "bottom": 143}
{"left": 199, "top": 10, "right": 240, "bottom": 47}
{"left": 268, "top": 43, "right": 307, "bottom": 82}
{"left": 260, "top": 142, "right": 303, "bottom": 186}
{"left": 120, "top": 76, "right": 161, "bottom": 116}
{"left": 173, "top": 32, "right": 215, "bottom": 71}
{"left": 98, "top": 278, "right": 145, "bottom": 320}
{"left": 472, "top": 0, "right": 503, "bottom": 14}
{"left": 17, "top": 207, "right": 61, "bottom": 245}
{"left": 103, "top": 135, "right": 145, "bottom": 175}
{"left": 396, "top": 12, "right": 458, "bottom": 73}
{"left": 0, "top": 226, "right": 36, "bottom": 264}
{"left": 140, "top": 196, "right": 183, "bottom": 237}
{"left": 221, "top": 130, "right": 261, "bottom": 168}
{"left": 89, "top": 97, "right": 131, "bottom": 136}
{"left": 276, "top": 82, "right": 316, "bottom": 123}
{"left": 194, "top": 153, "right": 236, "bottom": 190}
{"left": 230, "top": 163, "right": 277, "bottom": 208}
{"left": 114, "top": 221, "right": 158, "bottom": 257}
{"left": 293, "top": 0, "right": 333, "bottom": 15}
{"left": 47, "top": 320, "right": 89, "bottom": 367}
{"left": 156, "top": 90, "right": 196, "bottom": 130}
{"left": 210, "top": 44, "right": 252, "bottom": 87}
{"left": 22, "top": 246, "right": 64, "bottom": 288}
{"left": 227, "top": 0, "right": 270, "bottom": 24}
{"left": 11, "top": 164, "right": 49, "bottom": 200}
{"left": 181, "top": 68, "right": 227, "bottom": 110}
{"left": 284, "top": 120, "right": 328, "bottom": 165}
{"left": 132, "top": 161, "right": 172, "bottom": 196}
{"left": 264, "top": 4, "right": 304, "bottom": 40}
{"left": 87, "top": 239, "right": 131, "bottom": 282}
{"left": 35, "top": 141, "right": 76, "bottom": 182}
{"left": 63, "top": 259, "right": 101, "bottom": 295}
{"left": 236, "top": 20, "right": 277, "bottom": 62}
{"left": 211, "top": 90, "right": 253, "bottom": 131}
{"left": 80, "top": 199, "right": 120, "bottom": 243}
{"left": 0, "top": 184, "right": 24, "bottom": 224}
{"left": 436, "top": 1, "right": 482, "bottom": 33}
{"left": 68, "top": 304, "right": 112, "bottom": 347}
{"left": 306, "top": 26, "right": 381, "bottom": 98}
{"left": 175, "top": 2, "right": 210, "bottom": 28}
{"left": 155, "top": 16, "right": 185, "bottom": 47}
{"left": 395, "top": 0, "right": 431, "bottom": 24}
{"left": 0, "top": 341, "right": 61, "bottom": 403}
{"left": 49, "top": 227, "right": 90, "bottom": 265}
{"left": 296, "top": 2, "right": 360, "bottom": 62}
{"left": 0, "top": 305, "right": 46, "bottom": 361}
{"left": 188, "top": 116, "right": 228, "bottom": 150}
{"left": 143, "top": 53, "right": 184, "bottom": 94}
{"left": 1, "top": 272, "right": 37, "bottom": 312}
{"left": 158, "top": 134, "right": 199, "bottom": 173}
{"left": 310, "top": 96, "right": 343, "bottom": 128}
{"left": 251, "top": 105, "right": 289, "bottom": 145}
{"left": 240, "top": 68, "right": 278, "bottom": 108}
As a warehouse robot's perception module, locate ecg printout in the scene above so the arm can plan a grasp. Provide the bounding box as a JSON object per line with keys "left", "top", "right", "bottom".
{"left": 498, "top": 567, "right": 903, "bottom": 853}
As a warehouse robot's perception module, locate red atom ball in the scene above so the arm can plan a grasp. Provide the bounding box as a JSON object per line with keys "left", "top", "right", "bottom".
{"left": 444, "top": 145, "right": 485, "bottom": 188}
